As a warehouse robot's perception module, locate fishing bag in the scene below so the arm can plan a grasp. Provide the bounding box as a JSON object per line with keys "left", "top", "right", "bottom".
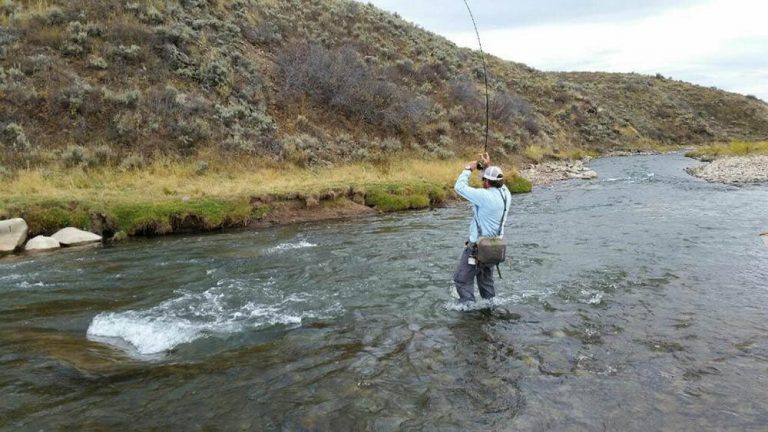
{"left": 474, "top": 189, "right": 508, "bottom": 265}
{"left": 476, "top": 236, "right": 506, "bottom": 265}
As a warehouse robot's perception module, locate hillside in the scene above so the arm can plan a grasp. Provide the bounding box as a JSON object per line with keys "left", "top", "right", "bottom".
{"left": 2, "top": 0, "right": 768, "bottom": 174}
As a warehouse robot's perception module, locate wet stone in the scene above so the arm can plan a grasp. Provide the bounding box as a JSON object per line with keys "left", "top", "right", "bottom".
{"left": 537, "top": 343, "right": 578, "bottom": 376}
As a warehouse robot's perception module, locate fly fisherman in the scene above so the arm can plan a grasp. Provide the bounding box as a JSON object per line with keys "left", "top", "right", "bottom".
{"left": 453, "top": 153, "right": 512, "bottom": 303}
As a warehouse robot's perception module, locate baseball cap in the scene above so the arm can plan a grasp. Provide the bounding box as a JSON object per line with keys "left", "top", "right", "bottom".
{"left": 482, "top": 166, "right": 504, "bottom": 181}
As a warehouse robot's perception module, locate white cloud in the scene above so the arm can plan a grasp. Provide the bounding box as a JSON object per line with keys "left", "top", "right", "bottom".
{"left": 442, "top": 0, "right": 768, "bottom": 100}
{"left": 366, "top": 0, "right": 768, "bottom": 101}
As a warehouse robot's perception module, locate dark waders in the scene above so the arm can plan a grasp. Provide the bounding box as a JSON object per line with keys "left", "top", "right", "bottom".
{"left": 453, "top": 243, "right": 495, "bottom": 302}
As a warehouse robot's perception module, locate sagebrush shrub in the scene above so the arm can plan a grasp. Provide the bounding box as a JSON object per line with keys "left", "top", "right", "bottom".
{"left": 490, "top": 92, "right": 531, "bottom": 123}
{"left": 243, "top": 21, "right": 282, "bottom": 45}
{"left": 171, "top": 118, "right": 211, "bottom": 155}
{"left": 523, "top": 116, "right": 541, "bottom": 136}
{"left": 276, "top": 42, "right": 433, "bottom": 133}
{"left": 145, "top": 6, "right": 164, "bottom": 24}
{"left": 378, "top": 137, "right": 402, "bottom": 152}
{"left": 91, "top": 145, "right": 116, "bottom": 166}
{"left": 62, "top": 145, "right": 86, "bottom": 167}
{"left": 0, "top": 0, "right": 17, "bottom": 16}
{"left": 102, "top": 88, "right": 140, "bottom": 108}
{"left": 59, "top": 81, "right": 102, "bottom": 117}
{"left": 2, "top": 122, "right": 31, "bottom": 151}
{"left": 280, "top": 133, "right": 319, "bottom": 166}
{"left": 195, "top": 160, "right": 208, "bottom": 175}
{"left": 109, "top": 44, "right": 143, "bottom": 64}
{"left": 119, "top": 154, "right": 145, "bottom": 170}
{"left": 87, "top": 55, "right": 108, "bottom": 69}
{"left": 112, "top": 112, "right": 143, "bottom": 144}
{"left": 199, "top": 52, "right": 231, "bottom": 89}
{"left": 449, "top": 78, "right": 480, "bottom": 107}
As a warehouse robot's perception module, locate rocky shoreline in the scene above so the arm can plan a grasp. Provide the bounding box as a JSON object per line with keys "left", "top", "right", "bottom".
{"left": 520, "top": 159, "right": 598, "bottom": 186}
{"left": 0, "top": 219, "right": 103, "bottom": 254}
{"left": 686, "top": 155, "right": 768, "bottom": 184}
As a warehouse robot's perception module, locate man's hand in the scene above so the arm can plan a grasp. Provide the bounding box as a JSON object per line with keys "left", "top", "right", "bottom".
{"left": 479, "top": 152, "right": 491, "bottom": 167}
{"left": 466, "top": 153, "right": 491, "bottom": 171}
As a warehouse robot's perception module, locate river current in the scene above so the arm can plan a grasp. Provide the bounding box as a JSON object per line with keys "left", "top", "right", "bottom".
{"left": 1, "top": 154, "right": 767, "bottom": 431}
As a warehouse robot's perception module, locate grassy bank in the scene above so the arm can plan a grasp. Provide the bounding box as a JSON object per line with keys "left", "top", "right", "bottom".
{"left": 1, "top": 158, "right": 532, "bottom": 237}
{"left": 685, "top": 140, "right": 768, "bottom": 159}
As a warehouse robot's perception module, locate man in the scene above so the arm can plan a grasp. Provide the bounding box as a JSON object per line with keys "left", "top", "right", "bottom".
{"left": 453, "top": 153, "right": 512, "bottom": 303}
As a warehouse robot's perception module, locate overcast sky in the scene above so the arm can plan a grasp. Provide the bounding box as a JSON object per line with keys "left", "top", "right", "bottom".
{"left": 364, "top": 0, "right": 768, "bottom": 102}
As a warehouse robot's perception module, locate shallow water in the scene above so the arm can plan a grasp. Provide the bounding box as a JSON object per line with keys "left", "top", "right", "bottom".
{"left": 2, "top": 154, "right": 768, "bottom": 431}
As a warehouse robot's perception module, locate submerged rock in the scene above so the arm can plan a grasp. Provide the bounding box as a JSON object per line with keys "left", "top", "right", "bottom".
{"left": 537, "top": 344, "right": 576, "bottom": 376}
{"left": 761, "top": 232, "right": 768, "bottom": 247}
{"left": 25, "top": 235, "right": 61, "bottom": 251}
{"left": 51, "top": 227, "right": 102, "bottom": 246}
{"left": 569, "top": 168, "right": 598, "bottom": 180}
{"left": 0, "top": 218, "right": 28, "bottom": 253}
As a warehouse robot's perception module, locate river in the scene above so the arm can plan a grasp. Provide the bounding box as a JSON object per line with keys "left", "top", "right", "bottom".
{"left": 1, "top": 154, "right": 767, "bottom": 431}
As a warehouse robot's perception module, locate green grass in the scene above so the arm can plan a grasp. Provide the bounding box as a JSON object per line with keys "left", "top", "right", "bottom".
{"left": 507, "top": 175, "right": 533, "bottom": 194}
{"left": 2, "top": 196, "right": 255, "bottom": 236}
{"left": 0, "top": 158, "right": 533, "bottom": 237}
{"left": 363, "top": 182, "right": 448, "bottom": 212}
{"left": 108, "top": 198, "right": 253, "bottom": 235}
{"left": 10, "top": 200, "right": 92, "bottom": 234}
{"left": 685, "top": 140, "right": 768, "bottom": 159}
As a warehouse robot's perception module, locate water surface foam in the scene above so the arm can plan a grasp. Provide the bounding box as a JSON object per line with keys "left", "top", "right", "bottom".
{"left": 87, "top": 278, "right": 339, "bottom": 355}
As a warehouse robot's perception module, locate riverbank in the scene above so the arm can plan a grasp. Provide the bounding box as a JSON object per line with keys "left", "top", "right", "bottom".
{"left": 686, "top": 156, "right": 768, "bottom": 184}
{"left": 0, "top": 158, "right": 534, "bottom": 242}
{"left": 684, "top": 141, "right": 768, "bottom": 184}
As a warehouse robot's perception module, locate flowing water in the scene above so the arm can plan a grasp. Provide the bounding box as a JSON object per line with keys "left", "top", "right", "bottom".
{"left": 1, "top": 154, "right": 767, "bottom": 431}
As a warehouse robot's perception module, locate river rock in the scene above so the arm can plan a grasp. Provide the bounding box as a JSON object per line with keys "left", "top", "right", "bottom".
{"left": 688, "top": 155, "right": 768, "bottom": 184}
{"left": 537, "top": 344, "right": 576, "bottom": 376}
{"left": 569, "top": 169, "right": 598, "bottom": 180}
{"left": 25, "top": 235, "right": 61, "bottom": 251}
{"left": 0, "top": 218, "right": 28, "bottom": 253}
{"left": 51, "top": 227, "right": 102, "bottom": 246}
{"left": 521, "top": 160, "right": 598, "bottom": 185}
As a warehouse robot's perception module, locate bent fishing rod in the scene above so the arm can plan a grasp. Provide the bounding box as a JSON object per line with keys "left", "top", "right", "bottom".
{"left": 462, "top": 0, "right": 490, "bottom": 158}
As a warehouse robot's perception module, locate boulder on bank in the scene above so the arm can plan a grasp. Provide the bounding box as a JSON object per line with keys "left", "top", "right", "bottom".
{"left": 51, "top": 227, "right": 102, "bottom": 246}
{"left": 0, "top": 218, "right": 28, "bottom": 253}
{"left": 25, "top": 235, "right": 61, "bottom": 251}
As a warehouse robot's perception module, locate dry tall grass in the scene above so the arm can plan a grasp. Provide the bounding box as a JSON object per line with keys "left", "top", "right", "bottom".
{"left": 3, "top": 156, "right": 520, "bottom": 206}
{"left": 686, "top": 140, "right": 768, "bottom": 159}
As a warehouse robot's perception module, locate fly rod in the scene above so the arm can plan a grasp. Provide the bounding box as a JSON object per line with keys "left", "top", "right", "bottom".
{"left": 462, "top": 0, "right": 490, "bottom": 155}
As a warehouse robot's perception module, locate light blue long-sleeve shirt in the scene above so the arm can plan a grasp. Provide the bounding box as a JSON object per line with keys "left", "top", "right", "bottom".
{"left": 454, "top": 169, "right": 512, "bottom": 242}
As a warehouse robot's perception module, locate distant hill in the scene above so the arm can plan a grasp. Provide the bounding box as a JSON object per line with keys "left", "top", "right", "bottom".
{"left": 1, "top": 0, "right": 767, "bottom": 170}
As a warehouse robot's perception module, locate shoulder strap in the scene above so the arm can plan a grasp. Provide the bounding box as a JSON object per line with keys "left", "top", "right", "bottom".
{"left": 473, "top": 205, "right": 482, "bottom": 238}
{"left": 474, "top": 189, "right": 509, "bottom": 239}
{"left": 496, "top": 188, "right": 507, "bottom": 236}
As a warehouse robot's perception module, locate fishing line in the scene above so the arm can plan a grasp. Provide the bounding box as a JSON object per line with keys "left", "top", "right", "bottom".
{"left": 462, "top": 0, "right": 490, "bottom": 154}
